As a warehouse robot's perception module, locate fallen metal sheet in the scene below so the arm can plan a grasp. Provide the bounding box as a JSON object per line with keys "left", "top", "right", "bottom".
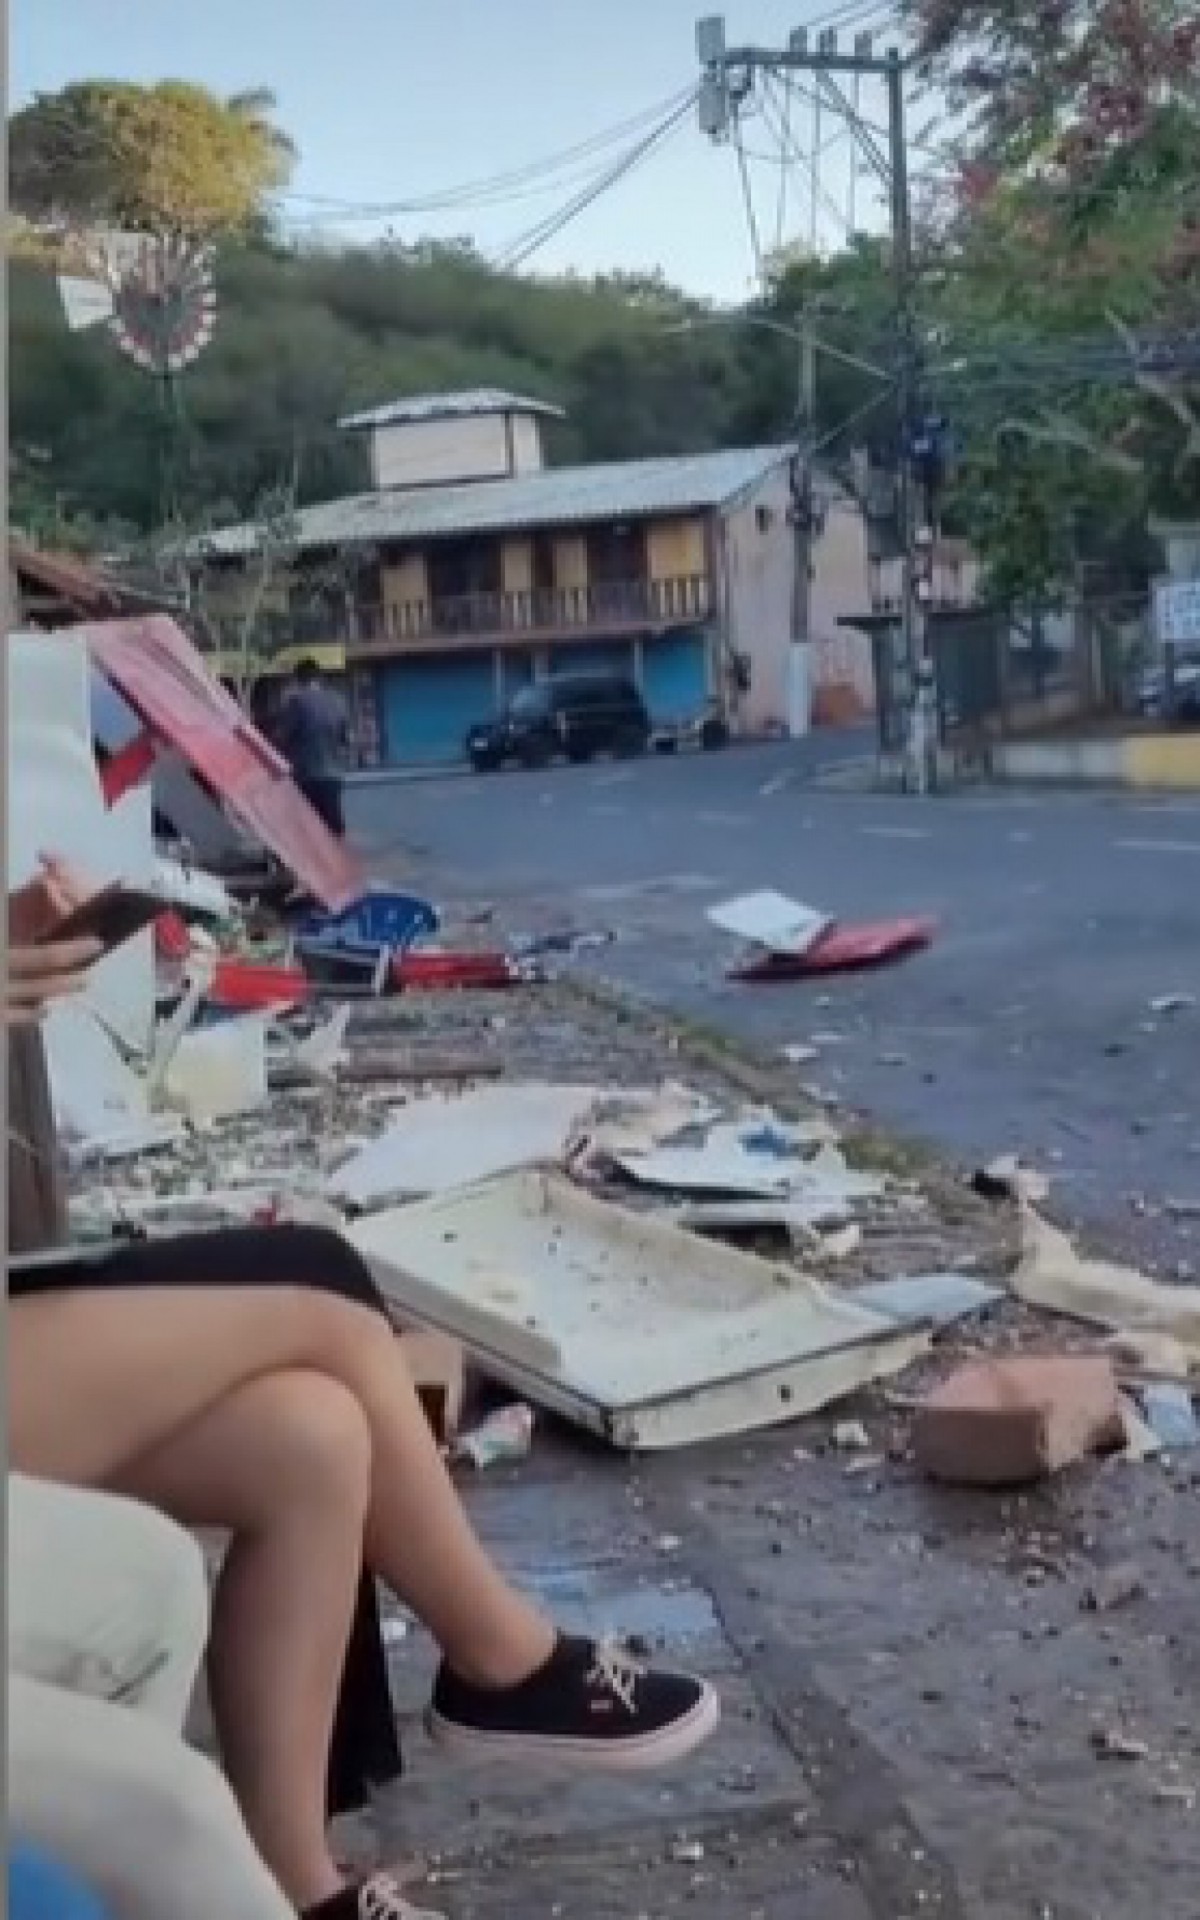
{"left": 707, "top": 889, "right": 832, "bottom": 956}
{"left": 80, "top": 614, "right": 362, "bottom": 910}
{"left": 348, "top": 1168, "right": 929, "bottom": 1450}
{"left": 853, "top": 1273, "right": 1004, "bottom": 1330}
{"left": 1012, "top": 1209, "right": 1200, "bottom": 1368}
{"left": 91, "top": 667, "right": 254, "bottom": 865}
{"left": 733, "top": 917, "right": 936, "bottom": 980}
{"left": 327, "top": 1083, "right": 615, "bottom": 1207}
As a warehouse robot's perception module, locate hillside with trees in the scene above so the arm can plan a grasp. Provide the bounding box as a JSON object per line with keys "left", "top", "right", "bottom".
{"left": 9, "top": 17, "right": 1199, "bottom": 611}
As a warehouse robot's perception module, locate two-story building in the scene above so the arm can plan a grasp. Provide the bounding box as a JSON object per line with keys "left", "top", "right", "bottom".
{"left": 194, "top": 388, "right": 873, "bottom": 766}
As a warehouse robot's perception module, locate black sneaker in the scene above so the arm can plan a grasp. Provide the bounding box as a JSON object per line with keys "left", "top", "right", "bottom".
{"left": 302, "top": 1874, "right": 443, "bottom": 1920}
{"left": 426, "top": 1633, "right": 719, "bottom": 1769}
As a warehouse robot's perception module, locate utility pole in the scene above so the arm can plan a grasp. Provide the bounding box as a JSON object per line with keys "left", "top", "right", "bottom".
{"left": 788, "top": 319, "right": 818, "bottom": 740}
{"left": 697, "top": 17, "right": 934, "bottom": 791}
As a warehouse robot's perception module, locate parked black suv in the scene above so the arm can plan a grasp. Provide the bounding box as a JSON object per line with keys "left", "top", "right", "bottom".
{"left": 465, "top": 672, "right": 652, "bottom": 772}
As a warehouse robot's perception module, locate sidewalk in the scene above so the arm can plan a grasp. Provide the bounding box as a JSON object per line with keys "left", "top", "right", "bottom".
{"left": 305, "top": 982, "right": 1199, "bottom": 1920}
{"left": 991, "top": 728, "right": 1200, "bottom": 793}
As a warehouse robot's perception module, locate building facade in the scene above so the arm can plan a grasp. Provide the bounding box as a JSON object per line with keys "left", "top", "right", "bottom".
{"left": 195, "top": 390, "right": 873, "bottom": 766}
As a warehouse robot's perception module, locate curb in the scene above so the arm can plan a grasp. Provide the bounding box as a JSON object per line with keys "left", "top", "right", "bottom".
{"left": 991, "top": 732, "right": 1200, "bottom": 793}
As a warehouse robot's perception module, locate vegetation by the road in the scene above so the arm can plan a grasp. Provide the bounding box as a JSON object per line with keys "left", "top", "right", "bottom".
{"left": 8, "top": 5, "right": 1199, "bottom": 609}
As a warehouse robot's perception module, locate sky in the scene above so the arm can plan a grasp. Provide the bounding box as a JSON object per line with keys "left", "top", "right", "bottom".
{"left": 13, "top": 0, "right": 901, "bottom": 302}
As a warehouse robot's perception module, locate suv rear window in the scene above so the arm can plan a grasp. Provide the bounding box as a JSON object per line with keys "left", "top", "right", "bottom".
{"left": 508, "top": 684, "right": 551, "bottom": 719}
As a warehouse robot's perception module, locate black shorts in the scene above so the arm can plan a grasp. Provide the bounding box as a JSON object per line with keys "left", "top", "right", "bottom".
{"left": 297, "top": 776, "right": 345, "bottom": 837}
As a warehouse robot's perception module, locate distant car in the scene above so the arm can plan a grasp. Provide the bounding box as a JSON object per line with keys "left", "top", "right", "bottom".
{"left": 1136, "top": 655, "right": 1200, "bottom": 721}
{"left": 465, "top": 672, "right": 652, "bottom": 772}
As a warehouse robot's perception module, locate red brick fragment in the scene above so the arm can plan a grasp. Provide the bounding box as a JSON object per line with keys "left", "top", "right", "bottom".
{"left": 913, "top": 1355, "right": 1123, "bottom": 1487}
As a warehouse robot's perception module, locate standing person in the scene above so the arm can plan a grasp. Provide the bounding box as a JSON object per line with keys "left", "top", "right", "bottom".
{"left": 277, "top": 658, "right": 351, "bottom": 839}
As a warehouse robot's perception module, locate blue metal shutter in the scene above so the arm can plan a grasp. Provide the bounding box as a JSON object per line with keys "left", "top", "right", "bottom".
{"left": 639, "top": 630, "right": 709, "bottom": 724}
{"left": 380, "top": 656, "right": 497, "bottom": 766}
{"left": 546, "top": 641, "right": 634, "bottom": 680}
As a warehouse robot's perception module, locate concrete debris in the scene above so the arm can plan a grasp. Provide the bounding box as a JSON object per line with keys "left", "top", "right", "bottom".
{"left": 1081, "top": 1563, "right": 1146, "bottom": 1613}
{"left": 288, "top": 1005, "right": 353, "bottom": 1083}
{"left": 913, "top": 1355, "right": 1124, "bottom": 1487}
{"left": 815, "top": 1223, "right": 862, "bottom": 1262}
{"left": 972, "top": 1154, "right": 1051, "bottom": 1205}
{"left": 1103, "top": 1329, "right": 1194, "bottom": 1382}
{"left": 350, "top": 1167, "right": 929, "bottom": 1451}
{"left": 453, "top": 1404, "right": 535, "bottom": 1470}
{"left": 781, "top": 1043, "right": 820, "bottom": 1065}
{"left": 1012, "top": 1210, "right": 1200, "bottom": 1369}
{"left": 832, "top": 1420, "right": 871, "bottom": 1452}
{"left": 1090, "top": 1726, "right": 1150, "bottom": 1762}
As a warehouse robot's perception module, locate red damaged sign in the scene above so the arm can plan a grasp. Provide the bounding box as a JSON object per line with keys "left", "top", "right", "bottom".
{"left": 80, "top": 615, "right": 363, "bottom": 912}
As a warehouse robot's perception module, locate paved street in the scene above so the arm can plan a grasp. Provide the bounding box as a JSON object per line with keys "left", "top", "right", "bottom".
{"left": 353, "top": 740, "right": 1200, "bottom": 1270}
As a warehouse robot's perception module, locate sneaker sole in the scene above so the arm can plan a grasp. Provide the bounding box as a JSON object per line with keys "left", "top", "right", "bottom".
{"left": 426, "top": 1684, "right": 721, "bottom": 1771}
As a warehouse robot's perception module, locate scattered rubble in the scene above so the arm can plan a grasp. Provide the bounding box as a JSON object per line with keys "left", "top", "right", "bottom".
{"left": 912, "top": 1356, "right": 1125, "bottom": 1487}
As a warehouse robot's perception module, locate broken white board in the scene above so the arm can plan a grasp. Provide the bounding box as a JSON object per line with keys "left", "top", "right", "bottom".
{"left": 8, "top": 633, "right": 157, "bottom": 1055}
{"left": 706, "top": 890, "right": 833, "bottom": 956}
{"left": 328, "top": 1083, "right": 614, "bottom": 1207}
{"left": 349, "top": 1168, "right": 929, "bottom": 1450}
{"left": 45, "top": 1001, "right": 181, "bottom": 1159}
{"left": 614, "top": 1124, "right": 883, "bottom": 1207}
{"left": 854, "top": 1274, "right": 1003, "bottom": 1331}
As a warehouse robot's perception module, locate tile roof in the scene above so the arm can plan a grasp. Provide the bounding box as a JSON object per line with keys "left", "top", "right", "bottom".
{"left": 194, "top": 445, "right": 793, "bottom": 560}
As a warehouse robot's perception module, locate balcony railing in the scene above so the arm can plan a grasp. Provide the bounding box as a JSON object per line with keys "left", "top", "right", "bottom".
{"left": 355, "top": 574, "right": 712, "bottom": 645}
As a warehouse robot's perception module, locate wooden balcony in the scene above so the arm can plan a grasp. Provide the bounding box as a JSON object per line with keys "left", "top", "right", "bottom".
{"left": 341, "top": 574, "right": 712, "bottom": 658}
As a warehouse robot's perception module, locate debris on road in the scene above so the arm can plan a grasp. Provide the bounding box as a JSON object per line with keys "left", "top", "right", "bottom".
{"left": 1148, "top": 993, "right": 1195, "bottom": 1018}
{"left": 1011, "top": 1210, "right": 1200, "bottom": 1368}
{"left": 853, "top": 1272, "right": 1004, "bottom": 1332}
{"left": 1138, "top": 1382, "right": 1200, "bottom": 1450}
{"left": 707, "top": 890, "right": 833, "bottom": 956}
{"left": 350, "top": 1167, "right": 930, "bottom": 1450}
{"left": 971, "top": 1154, "right": 1051, "bottom": 1206}
{"left": 913, "top": 1355, "right": 1124, "bottom": 1487}
{"left": 453, "top": 1404, "right": 536, "bottom": 1470}
{"left": 1081, "top": 1563, "right": 1146, "bottom": 1614}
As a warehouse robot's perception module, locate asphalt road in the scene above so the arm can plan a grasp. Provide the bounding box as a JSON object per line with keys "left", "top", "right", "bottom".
{"left": 352, "top": 739, "right": 1200, "bottom": 1270}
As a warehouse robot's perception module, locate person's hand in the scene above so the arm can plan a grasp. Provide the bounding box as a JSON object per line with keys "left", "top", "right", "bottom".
{"left": 7, "top": 938, "right": 103, "bottom": 1027}
{"left": 8, "top": 854, "right": 94, "bottom": 945}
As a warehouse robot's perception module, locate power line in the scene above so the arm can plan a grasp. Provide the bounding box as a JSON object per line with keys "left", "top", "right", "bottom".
{"left": 492, "top": 92, "right": 698, "bottom": 273}
{"left": 733, "top": 118, "right": 767, "bottom": 285}
{"left": 275, "top": 86, "right": 698, "bottom": 228}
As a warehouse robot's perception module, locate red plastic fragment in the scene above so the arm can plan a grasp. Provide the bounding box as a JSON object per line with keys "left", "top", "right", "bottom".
{"left": 732, "top": 916, "right": 936, "bottom": 981}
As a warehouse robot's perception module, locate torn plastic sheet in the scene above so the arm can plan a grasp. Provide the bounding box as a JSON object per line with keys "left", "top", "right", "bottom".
{"left": 613, "top": 1124, "right": 884, "bottom": 1205}
{"left": 349, "top": 1168, "right": 930, "bottom": 1450}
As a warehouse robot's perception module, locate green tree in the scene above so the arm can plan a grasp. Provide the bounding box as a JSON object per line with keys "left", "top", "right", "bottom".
{"left": 9, "top": 80, "right": 294, "bottom": 240}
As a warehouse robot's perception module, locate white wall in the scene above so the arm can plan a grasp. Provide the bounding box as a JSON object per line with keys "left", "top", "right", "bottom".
{"left": 368, "top": 412, "right": 546, "bottom": 490}
{"left": 719, "top": 467, "right": 793, "bottom": 734}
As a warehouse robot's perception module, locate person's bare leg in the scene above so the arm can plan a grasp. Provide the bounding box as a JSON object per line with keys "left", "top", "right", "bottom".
{"left": 111, "top": 1368, "right": 370, "bottom": 1912}
{"left": 11, "top": 1286, "right": 552, "bottom": 1686}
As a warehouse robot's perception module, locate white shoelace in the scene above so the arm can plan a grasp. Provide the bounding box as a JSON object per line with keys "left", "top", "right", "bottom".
{"left": 359, "top": 1875, "right": 444, "bottom": 1920}
{"left": 585, "top": 1636, "right": 647, "bottom": 1715}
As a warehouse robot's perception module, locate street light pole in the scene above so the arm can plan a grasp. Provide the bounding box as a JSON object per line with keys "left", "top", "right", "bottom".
{"left": 788, "top": 317, "right": 819, "bottom": 740}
